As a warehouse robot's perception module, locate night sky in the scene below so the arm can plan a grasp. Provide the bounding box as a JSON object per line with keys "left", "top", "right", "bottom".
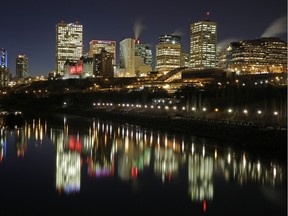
{"left": 1, "top": 0, "right": 287, "bottom": 77}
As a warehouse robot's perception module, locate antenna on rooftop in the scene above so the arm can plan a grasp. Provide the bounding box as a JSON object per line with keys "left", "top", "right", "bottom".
{"left": 205, "top": 11, "right": 210, "bottom": 21}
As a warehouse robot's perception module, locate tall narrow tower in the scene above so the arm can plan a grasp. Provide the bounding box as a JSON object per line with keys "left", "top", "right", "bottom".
{"left": 190, "top": 15, "right": 217, "bottom": 69}
{"left": 0, "top": 48, "right": 8, "bottom": 68}
{"left": 56, "top": 21, "right": 83, "bottom": 75}
{"left": 0, "top": 48, "right": 9, "bottom": 87}
{"left": 16, "top": 54, "right": 29, "bottom": 79}
{"left": 119, "top": 38, "right": 135, "bottom": 77}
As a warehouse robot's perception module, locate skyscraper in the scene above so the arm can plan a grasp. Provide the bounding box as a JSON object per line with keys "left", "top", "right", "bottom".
{"left": 56, "top": 21, "right": 83, "bottom": 75}
{"left": 190, "top": 19, "right": 217, "bottom": 68}
{"left": 16, "top": 54, "right": 28, "bottom": 79}
{"left": 0, "top": 48, "right": 8, "bottom": 68}
{"left": 156, "top": 34, "right": 181, "bottom": 73}
{"left": 119, "top": 38, "right": 135, "bottom": 77}
{"left": 134, "top": 41, "right": 153, "bottom": 67}
{"left": 0, "top": 48, "right": 9, "bottom": 87}
{"left": 89, "top": 40, "right": 116, "bottom": 65}
{"left": 93, "top": 49, "right": 114, "bottom": 78}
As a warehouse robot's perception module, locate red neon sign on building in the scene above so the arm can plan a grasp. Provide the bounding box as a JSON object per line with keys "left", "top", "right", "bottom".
{"left": 69, "top": 64, "right": 82, "bottom": 75}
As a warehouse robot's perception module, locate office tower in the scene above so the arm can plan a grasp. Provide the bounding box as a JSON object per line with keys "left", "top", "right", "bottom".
{"left": 134, "top": 40, "right": 153, "bottom": 67}
{"left": 89, "top": 40, "right": 116, "bottom": 65}
{"left": 16, "top": 54, "right": 29, "bottom": 79}
{"left": 93, "top": 49, "right": 114, "bottom": 78}
{"left": 190, "top": 20, "right": 217, "bottom": 68}
{"left": 134, "top": 40, "right": 153, "bottom": 76}
{"left": 56, "top": 21, "right": 83, "bottom": 75}
{"left": 119, "top": 38, "right": 135, "bottom": 77}
{"left": 181, "top": 50, "right": 190, "bottom": 67}
{"left": 0, "top": 48, "right": 10, "bottom": 87}
{"left": 0, "top": 48, "right": 8, "bottom": 68}
{"left": 155, "top": 34, "right": 181, "bottom": 73}
{"left": 219, "top": 37, "right": 287, "bottom": 74}
{"left": 81, "top": 56, "right": 93, "bottom": 78}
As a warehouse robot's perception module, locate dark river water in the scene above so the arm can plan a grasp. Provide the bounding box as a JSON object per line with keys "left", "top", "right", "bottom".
{"left": 0, "top": 115, "right": 286, "bottom": 215}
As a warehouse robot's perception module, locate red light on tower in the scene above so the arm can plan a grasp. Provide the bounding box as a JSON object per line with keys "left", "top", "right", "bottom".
{"left": 203, "top": 199, "right": 207, "bottom": 213}
{"left": 134, "top": 39, "right": 140, "bottom": 45}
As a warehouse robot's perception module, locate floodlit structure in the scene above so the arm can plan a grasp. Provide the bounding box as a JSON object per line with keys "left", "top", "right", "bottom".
{"left": 190, "top": 19, "right": 217, "bottom": 68}
{"left": 56, "top": 21, "right": 83, "bottom": 75}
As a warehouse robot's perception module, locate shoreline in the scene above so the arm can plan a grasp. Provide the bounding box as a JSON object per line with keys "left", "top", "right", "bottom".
{"left": 23, "top": 106, "right": 287, "bottom": 163}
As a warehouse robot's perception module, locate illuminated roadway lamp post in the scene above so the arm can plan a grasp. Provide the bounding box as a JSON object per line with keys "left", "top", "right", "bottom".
{"left": 273, "top": 111, "right": 278, "bottom": 130}
{"left": 257, "top": 110, "right": 262, "bottom": 125}
{"left": 192, "top": 107, "right": 196, "bottom": 117}
{"left": 202, "top": 107, "right": 207, "bottom": 118}
{"left": 243, "top": 109, "right": 248, "bottom": 122}
{"left": 214, "top": 108, "right": 219, "bottom": 119}
{"left": 228, "top": 108, "right": 232, "bottom": 121}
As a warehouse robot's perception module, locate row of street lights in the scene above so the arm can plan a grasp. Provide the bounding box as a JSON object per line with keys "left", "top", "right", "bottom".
{"left": 90, "top": 102, "right": 281, "bottom": 121}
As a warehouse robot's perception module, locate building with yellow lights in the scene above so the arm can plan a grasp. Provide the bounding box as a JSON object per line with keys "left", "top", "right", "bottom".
{"left": 219, "top": 37, "right": 287, "bottom": 74}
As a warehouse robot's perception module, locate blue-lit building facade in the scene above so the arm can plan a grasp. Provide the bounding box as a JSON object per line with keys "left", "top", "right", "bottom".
{"left": 0, "top": 48, "right": 10, "bottom": 87}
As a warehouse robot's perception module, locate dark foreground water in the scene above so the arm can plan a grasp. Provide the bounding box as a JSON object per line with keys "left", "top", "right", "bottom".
{"left": 0, "top": 115, "right": 286, "bottom": 215}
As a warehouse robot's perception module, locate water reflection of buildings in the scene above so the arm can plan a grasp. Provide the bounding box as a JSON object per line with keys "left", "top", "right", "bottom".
{"left": 0, "top": 128, "right": 6, "bottom": 162}
{"left": 89, "top": 121, "right": 115, "bottom": 177}
{"left": 188, "top": 154, "right": 214, "bottom": 201}
{"left": 15, "top": 127, "right": 27, "bottom": 157}
{"left": 115, "top": 124, "right": 151, "bottom": 181}
{"left": 0, "top": 117, "right": 284, "bottom": 200}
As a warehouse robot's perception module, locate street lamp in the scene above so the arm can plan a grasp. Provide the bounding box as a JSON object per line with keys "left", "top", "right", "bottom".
{"left": 202, "top": 107, "right": 206, "bottom": 118}
{"left": 192, "top": 107, "right": 196, "bottom": 117}
{"left": 273, "top": 111, "right": 278, "bottom": 129}
{"left": 228, "top": 108, "right": 232, "bottom": 121}
{"left": 215, "top": 108, "right": 219, "bottom": 119}
{"left": 257, "top": 110, "right": 262, "bottom": 124}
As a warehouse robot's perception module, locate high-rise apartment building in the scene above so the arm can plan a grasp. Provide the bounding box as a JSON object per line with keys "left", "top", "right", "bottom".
{"left": 119, "top": 38, "right": 135, "bottom": 77}
{"left": 56, "top": 21, "right": 83, "bottom": 75}
{"left": 156, "top": 34, "right": 181, "bottom": 73}
{"left": 16, "top": 54, "right": 28, "bottom": 79}
{"left": 190, "top": 20, "right": 217, "bottom": 68}
{"left": 219, "top": 37, "right": 287, "bottom": 74}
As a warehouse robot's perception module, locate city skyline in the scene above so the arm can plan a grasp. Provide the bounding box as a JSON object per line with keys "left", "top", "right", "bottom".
{"left": 1, "top": 0, "right": 287, "bottom": 77}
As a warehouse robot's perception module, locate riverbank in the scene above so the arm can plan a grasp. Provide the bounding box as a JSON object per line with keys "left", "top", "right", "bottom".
{"left": 23, "top": 106, "right": 287, "bottom": 163}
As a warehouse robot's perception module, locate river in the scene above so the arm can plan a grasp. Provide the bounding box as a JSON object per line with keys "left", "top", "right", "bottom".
{"left": 0, "top": 114, "right": 286, "bottom": 215}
